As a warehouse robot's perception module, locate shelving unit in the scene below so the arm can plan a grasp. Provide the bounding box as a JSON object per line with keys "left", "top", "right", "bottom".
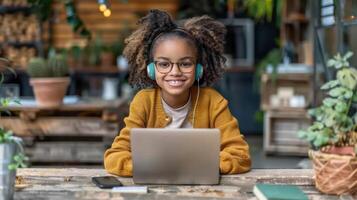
{"left": 281, "top": 0, "right": 313, "bottom": 65}
{"left": 0, "top": 3, "right": 44, "bottom": 69}
{"left": 261, "top": 0, "right": 315, "bottom": 155}
{"left": 0, "top": 98, "right": 128, "bottom": 164}
{"left": 261, "top": 73, "right": 311, "bottom": 155}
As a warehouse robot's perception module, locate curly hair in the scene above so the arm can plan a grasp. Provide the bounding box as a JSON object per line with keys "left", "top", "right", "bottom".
{"left": 123, "top": 9, "right": 226, "bottom": 89}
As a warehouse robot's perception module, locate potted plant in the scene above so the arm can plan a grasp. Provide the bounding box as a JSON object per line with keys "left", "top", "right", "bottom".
{"left": 100, "top": 44, "right": 114, "bottom": 68}
{"left": 66, "top": 45, "right": 83, "bottom": 69}
{"left": 298, "top": 51, "right": 357, "bottom": 195}
{"left": 1, "top": 57, "right": 28, "bottom": 200}
{"left": 27, "top": 55, "right": 70, "bottom": 107}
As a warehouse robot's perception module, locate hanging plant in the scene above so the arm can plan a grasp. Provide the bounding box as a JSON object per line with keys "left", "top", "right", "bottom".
{"left": 243, "top": 0, "right": 282, "bottom": 27}
{"left": 27, "top": 0, "right": 91, "bottom": 39}
{"left": 63, "top": 0, "right": 91, "bottom": 39}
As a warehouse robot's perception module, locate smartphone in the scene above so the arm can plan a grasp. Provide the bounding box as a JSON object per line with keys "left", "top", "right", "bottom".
{"left": 92, "top": 176, "right": 123, "bottom": 189}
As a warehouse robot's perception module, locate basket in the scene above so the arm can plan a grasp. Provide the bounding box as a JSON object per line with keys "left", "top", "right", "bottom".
{"left": 309, "top": 150, "right": 357, "bottom": 195}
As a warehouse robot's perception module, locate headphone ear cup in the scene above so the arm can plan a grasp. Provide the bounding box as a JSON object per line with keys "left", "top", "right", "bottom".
{"left": 195, "top": 63, "right": 203, "bottom": 81}
{"left": 147, "top": 63, "right": 155, "bottom": 80}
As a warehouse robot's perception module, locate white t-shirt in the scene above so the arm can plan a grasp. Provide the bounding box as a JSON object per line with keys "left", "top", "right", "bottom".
{"left": 162, "top": 96, "right": 192, "bottom": 128}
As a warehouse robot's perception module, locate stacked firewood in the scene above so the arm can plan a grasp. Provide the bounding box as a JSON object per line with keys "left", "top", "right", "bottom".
{"left": 4, "top": 46, "right": 36, "bottom": 69}
{"left": 0, "top": 14, "right": 40, "bottom": 43}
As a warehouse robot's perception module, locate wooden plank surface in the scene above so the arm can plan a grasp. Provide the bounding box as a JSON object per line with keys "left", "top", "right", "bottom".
{"left": 52, "top": 0, "right": 179, "bottom": 48}
{"left": 1, "top": 98, "right": 126, "bottom": 111}
{"left": 0, "top": 117, "right": 118, "bottom": 136}
{"left": 27, "top": 142, "right": 106, "bottom": 163}
{"left": 14, "top": 168, "right": 355, "bottom": 200}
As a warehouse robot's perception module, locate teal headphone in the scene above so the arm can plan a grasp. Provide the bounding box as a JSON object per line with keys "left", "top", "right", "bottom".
{"left": 147, "top": 62, "right": 203, "bottom": 81}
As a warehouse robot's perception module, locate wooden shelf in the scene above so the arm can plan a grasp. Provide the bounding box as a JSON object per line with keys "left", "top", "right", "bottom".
{"left": 283, "top": 13, "right": 308, "bottom": 24}
{"left": 5, "top": 66, "right": 254, "bottom": 75}
{"left": 70, "top": 67, "right": 128, "bottom": 74}
{"left": 0, "top": 41, "right": 40, "bottom": 47}
{"left": 261, "top": 106, "right": 308, "bottom": 114}
{"left": 225, "top": 67, "right": 255, "bottom": 73}
{"left": 262, "top": 73, "right": 312, "bottom": 82}
{"left": 0, "top": 6, "right": 31, "bottom": 14}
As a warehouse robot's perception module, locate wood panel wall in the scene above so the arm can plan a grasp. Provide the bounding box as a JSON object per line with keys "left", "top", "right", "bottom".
{"left": 51, "top": 0, "right": 179, "bottom": 48}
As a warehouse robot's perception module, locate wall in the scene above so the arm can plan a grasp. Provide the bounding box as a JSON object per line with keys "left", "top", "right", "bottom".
{"left": 51, "top": 0, "right": 178, "bottom": 48}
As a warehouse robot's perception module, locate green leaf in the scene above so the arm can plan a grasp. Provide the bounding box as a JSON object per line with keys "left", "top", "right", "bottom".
{"left": 323, "top": 98, "right": 338, "bottom": 107}
{"left": 8, "top": 164, "right": 17, "bottom": 171}
{"left": 308, "top": 107, "right": 325, "bottom": 121}
{"left": 307, "top": 131, "right": 318, "bottom": 142}
{"left": 13, "top": 99, "right": 21, "bottom": 105}
{"left": 329, "top": 87, "right": 352, "bottom": 99}
{"left": 321, "top": 80, "right": 340, "bottom": 90}
{"left": 313, "top": 133, "right": 330, "bottom": 147}
{"left": 329, "top": 87, "right": 344, "bottom": 97}
{"left": 344, "top": 89, "right": 353, "bottom": 99}
{"left": 1, "top": 98, "right": 10, "bottom": 107}
{"left": 298, "top": 130, "right": 308, "bottom": 139}
{"left": 324, "top": 112, "right": 337, "bottom": 128}
{"left": 328, "top": 52, "right": 353, "bottom": 69}
{"left": 339, "top": 118, "right": 354, "bottom": 132}
{"left": 314, "top": 122, "right": 324, "bottom": 129}
{"left": 335, "top": 62, "right": 343, "bottom": 69}
{"left": 335, "top": 101, "right": 348, "bottom": 112}
{"left": 343, "top": 51, "right": 354, "bottom": 60}
{"left": 337, "top": 68, "right": 357, "bottom": 90}
{"left": 327, "top": 59, "right": 336, "bottom": 67}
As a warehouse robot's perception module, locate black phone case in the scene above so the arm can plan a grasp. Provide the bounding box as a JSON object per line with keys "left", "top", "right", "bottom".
{"left": 92, "top": 176, "right": 122, "bottom": 188}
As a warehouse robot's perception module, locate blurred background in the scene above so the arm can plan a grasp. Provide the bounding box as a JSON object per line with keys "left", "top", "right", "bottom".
{"left": 1, "top": 0, "right": 356, "bottom": 169}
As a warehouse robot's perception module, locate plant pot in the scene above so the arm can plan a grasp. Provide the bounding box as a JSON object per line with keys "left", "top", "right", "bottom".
{"left": 30, "top": 77, "right": 70, "bottom": 107}
{"left": 0, "top": 143, "right": 17, "bottom": 200}
{"left": 100, "top": 52, "right": 114, "bottom": 67}
{"left": 309, "top": 150, "right": 357, "bottom": 195}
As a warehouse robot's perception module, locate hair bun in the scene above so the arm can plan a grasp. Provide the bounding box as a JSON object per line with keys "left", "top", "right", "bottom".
{"left": 138, "top": 9, "right": 177, "bottom": 40}
{"left": 183, "top": 16, "right": 226, "bottom": 54}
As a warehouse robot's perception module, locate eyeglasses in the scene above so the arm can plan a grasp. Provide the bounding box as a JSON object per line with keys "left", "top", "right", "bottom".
{"left": 154, "top": 60, "right": 195, "bottom": 74}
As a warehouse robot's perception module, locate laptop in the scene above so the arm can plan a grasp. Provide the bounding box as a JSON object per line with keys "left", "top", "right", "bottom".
{"left": 131, "top": 128, "right": 220, "bottom": 185}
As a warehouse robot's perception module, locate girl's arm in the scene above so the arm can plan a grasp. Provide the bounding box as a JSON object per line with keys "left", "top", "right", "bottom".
{"left": 213, "top": 98, "right": 252, "bottom": 174}
{"left": 104, "top": 93, "right": 146, "bottom": 177}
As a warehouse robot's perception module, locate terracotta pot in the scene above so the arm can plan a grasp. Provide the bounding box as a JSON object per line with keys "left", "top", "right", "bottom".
{"left": 30, "top": 77, "right": 70, "bottom": 107}
{"left": 321, "top": 146, "right": 356, "bottom": 157}
{"left": 100, "top": 52, "right": 114, "bottom": 67}
{"left": 309, "top": 150, "right": 357, "bottom": 195}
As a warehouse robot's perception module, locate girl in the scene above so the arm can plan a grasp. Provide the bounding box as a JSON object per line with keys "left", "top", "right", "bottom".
{"left": 104, "top": 9, "right": 251, "bottom": 177}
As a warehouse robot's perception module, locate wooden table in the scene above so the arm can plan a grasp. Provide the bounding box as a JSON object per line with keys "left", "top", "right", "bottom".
{"left": 15, "top": 168, "right": 356, "bottom": 200}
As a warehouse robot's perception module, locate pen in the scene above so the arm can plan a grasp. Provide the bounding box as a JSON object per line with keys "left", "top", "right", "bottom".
{"left": 111, "top": 186, "right": 148, "bottom": 193}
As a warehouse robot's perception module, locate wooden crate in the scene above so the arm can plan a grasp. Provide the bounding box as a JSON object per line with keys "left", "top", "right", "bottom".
{"left": 260, "top": 73, "right": 313, "bottom": 111}
{"left": 264, "top": 110, "right": 311, "bottom": 155}
{"left": 0, "top": 98, "right": 128, "bottom": 164}
{"left": 23, "top": 137, "right": 108, "bottom": 164}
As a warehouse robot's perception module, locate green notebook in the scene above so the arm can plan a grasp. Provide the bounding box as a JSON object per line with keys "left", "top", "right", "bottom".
{"left": 253, "top": 184, "right": 308, "bottom": 200}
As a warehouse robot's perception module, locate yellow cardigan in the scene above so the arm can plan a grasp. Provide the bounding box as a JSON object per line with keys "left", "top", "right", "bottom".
{"left": 104, "top": 87, "right": 251, "bottom": 177}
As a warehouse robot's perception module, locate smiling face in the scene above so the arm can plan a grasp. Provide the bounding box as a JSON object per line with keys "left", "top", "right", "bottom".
{"left": 152, "top": 36, "right": 197, "bottom": 107}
